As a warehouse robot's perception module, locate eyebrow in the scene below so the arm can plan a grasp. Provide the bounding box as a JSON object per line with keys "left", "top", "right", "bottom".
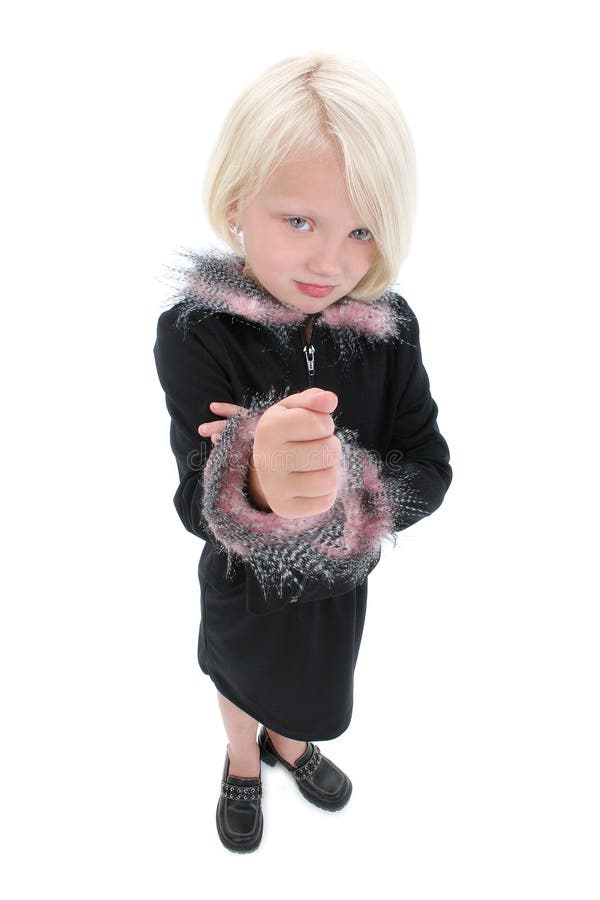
{"left": 273, "top": 200, "right": 322, "bottom": 217}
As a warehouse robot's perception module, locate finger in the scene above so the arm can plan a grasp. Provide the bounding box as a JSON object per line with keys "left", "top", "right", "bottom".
{"left": 288, "top": 434, "right": 342, "bottom": 471}
{"left": 209, "top": 402, "right": 248, "bottom": 416}
{"left": 274, "top": 492, "right": 338, "bottom": 520}
{"left": 277, "top": 388, "right": 338, "bottom": 414}
{"left": 252, "top": 433, "right": 341, "bottom": 473}
{"left": 198, "top": 419, "right": 227, "bottom": 437}
{"left": 286, "top": 465, "right": 341, "bottom": 497}
{"left": 263, "top": 405, "right": 336, "bottom": 443}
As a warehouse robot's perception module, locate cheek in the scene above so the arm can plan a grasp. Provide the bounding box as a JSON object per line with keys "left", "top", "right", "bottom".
{"left": 367, "top": 239, "right": 378, "bottom": 262}
{"left": 254, "top": 223, "right": 288, "bottom": 258}
{"left": 355, "top": 243, "right": 377, "bottom": 275}
{"left": 247, "top": 230, "right": 292, "bottom": 280}
{"left": 266, "top": 235, "right": 302, "bottom": 273}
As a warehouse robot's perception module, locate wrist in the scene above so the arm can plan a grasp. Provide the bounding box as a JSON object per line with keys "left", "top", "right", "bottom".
{"left": 247, "top": 452, "right": 272, "bottom": 512}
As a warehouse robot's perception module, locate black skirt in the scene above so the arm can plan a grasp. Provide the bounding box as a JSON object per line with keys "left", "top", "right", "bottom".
{"left": 197, "top": 544, "right": 368, "bottom": 741}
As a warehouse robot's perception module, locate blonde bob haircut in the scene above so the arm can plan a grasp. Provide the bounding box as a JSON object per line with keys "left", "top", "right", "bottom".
{"left": 203, "top": 51, "right": 417, "bottom": 302}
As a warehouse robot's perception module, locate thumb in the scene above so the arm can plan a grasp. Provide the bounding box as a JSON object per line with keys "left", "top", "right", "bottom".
{"left": 277, "top": 387, "right": 338, "bottom": 415}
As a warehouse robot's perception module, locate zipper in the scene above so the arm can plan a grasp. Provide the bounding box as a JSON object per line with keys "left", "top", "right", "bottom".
{"left": 301, "top": 314, "right": 317, "bottom": 387}
{"left": 291, "top": 312, "right": 321, "bottom": 602}
{"left": 290, "top": 313, "right": 315, "bottom": 603}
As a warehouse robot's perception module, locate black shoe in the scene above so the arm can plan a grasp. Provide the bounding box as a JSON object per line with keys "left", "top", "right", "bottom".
{"left": 257, "top": 724, "right": 352, "bottom": 811}
{"left": 215, "top": 744, "right": 263, "bottom": 853}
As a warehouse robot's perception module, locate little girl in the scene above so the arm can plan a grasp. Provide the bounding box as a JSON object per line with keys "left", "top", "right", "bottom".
{"left": 154, "top": 51, "right": 452, "bottom": 853}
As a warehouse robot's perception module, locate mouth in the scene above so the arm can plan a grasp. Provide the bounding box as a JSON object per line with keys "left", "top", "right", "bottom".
{"left": 294, "top": 281, "right": 336, "bottom": 298}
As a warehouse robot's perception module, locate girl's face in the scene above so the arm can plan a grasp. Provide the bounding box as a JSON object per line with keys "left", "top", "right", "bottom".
{"left": 234, "top": 145, "right": 378, "bottom": 315}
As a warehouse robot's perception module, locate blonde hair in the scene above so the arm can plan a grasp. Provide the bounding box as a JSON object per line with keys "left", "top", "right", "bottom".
{"left": 203, "top": 51, "right": 417, "bottom": 301}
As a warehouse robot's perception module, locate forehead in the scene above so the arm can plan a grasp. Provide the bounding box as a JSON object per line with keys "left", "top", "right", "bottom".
{"left": 261, "top": 151, "right": 354, "bottom": 213}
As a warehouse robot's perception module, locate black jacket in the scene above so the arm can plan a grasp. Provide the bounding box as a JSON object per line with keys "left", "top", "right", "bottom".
{"left": 153, "top": 248, "right": 452, "bottom": 615}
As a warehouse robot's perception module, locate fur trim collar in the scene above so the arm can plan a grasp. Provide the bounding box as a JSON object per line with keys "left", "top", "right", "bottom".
{"left": 162, "top": 247, "right": 414, "bottom": 355}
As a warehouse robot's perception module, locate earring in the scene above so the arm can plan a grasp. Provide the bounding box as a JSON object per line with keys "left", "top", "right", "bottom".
{"left": 229, "top": 224, "right": 244, "bottom": 251}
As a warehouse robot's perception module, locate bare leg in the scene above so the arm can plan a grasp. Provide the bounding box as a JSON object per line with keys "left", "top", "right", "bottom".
{"left": 216, "top": 690, "right": 260, "bottom": 778}
{"left": 266, "top": 728, "right": 308, "bottom": 767}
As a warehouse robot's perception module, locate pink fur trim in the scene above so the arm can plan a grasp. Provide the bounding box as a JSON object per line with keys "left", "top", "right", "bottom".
{"left": 188, "top": 274, "right": 304, "bottom": 325}
{"left": 174, "top": 251, "right": 406, "bottom": 340}
{"left": 212, "top": 414, "right": 345, "bottom": 533}
{"left": 322, "top": 300, "right": 397, "bottom": 337}
{"left": 204, "top": 409, "right": 393, "bottom": 562}
{"left": 317, "top": 454, "right": 393, "bottom": 560}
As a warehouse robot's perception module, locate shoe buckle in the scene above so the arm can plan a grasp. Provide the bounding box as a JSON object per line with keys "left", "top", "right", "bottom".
{"left": 293, "top": 745, "right": 322, "bottom": 781}
{"left": 221, "top": 781, "right": 262, "bottom": 800}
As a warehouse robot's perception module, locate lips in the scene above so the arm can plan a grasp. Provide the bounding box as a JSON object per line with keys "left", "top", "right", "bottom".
{"left": 294, "top": 281, "right": 335, "bottom": 298}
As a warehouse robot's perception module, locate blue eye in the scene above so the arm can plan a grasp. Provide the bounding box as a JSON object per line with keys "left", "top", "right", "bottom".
{"left": 287, "top": 217, "right": 311, "bottom": 231}
{"left": 285, "top": 217, "right": 372, "bottom": 240}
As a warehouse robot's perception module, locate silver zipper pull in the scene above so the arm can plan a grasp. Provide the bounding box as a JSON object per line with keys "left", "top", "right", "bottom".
{"left": 303, "top": 344, "right": 315, "bottom": 375}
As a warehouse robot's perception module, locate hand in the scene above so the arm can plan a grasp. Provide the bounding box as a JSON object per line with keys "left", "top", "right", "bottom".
{"left": 197, "top": 402, "right": 248, "bottom": 445}
{"left": 251, "top": 388, "right": 342, "bottom": 519}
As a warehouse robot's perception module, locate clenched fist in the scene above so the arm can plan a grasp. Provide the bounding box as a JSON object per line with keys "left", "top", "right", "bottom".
{"left": 249, "top": 388, "right": 343, "bottom": 519}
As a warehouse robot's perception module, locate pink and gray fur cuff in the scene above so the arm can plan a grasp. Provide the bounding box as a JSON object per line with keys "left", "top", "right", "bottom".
{"left": 201, "top": 387, "right": 427, "bottom": 601}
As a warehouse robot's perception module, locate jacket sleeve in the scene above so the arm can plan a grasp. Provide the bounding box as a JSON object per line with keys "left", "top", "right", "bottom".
{"left": 379, "top": 311, "right": 453, "bottom": 532}
{"left": 153, "top": 306, "right": 235, "bottom": 544}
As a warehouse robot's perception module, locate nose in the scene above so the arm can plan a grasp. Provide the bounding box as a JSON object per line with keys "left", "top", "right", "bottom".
{"left": 305, "top": 237, "right": 343, "bottom": 280}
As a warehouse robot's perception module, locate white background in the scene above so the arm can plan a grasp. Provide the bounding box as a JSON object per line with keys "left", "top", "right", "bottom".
{"left": 1, "top": 1, "right": 598, "bottom": 897}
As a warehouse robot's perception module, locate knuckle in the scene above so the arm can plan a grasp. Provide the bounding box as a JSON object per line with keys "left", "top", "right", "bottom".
{"left": 317, "top": 415, "right": 335, "bottom": 438}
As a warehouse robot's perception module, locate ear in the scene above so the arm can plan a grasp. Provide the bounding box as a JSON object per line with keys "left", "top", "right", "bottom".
{"left": 226, "top": 202, "right": 240, "bottom": 232}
